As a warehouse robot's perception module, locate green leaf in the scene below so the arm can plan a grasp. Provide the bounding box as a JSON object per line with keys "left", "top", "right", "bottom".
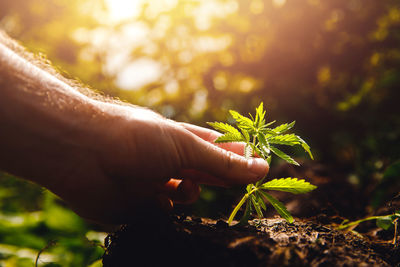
{"left": 257, "top": 132, "right": 271, "bottom": 157}
{"left": 238, "top": 200, "right": 251, "bottom": 226}
{"left": 240, "top": 128, "right": 250, "bottom": 143}
{"left": 266, "top": 156, "right": 271, "bottom": 165}
{"left": 229, "top": 110, "right": 254, "bottom": 131}
{"left": 246, "top": 184, "right": 254, "bottom": 193}
{"left": 270, "top": 146, "right": 299, "bottom": 166}
{"left": 268, "top": 134, "right": 301, "bottom": 146}
{"left": 268, "top": 134, "right": 313, "bottom": 160}
{"left": 260, "top": 127, "right": 278, "bottom": 136}
{"left": 214, "top": 132, "right": 245, "bottom": 143}
{"left": 272, "top": 121, "right": 295, "bottom": 134}
{"left": 255, "top": 191, "right": 267, "bottom": 211}
{"left": 251, "top": 195, "right": 264, "bottom": 218}
{"left": 255, "top": 102, "right": 266, "bottom": 128}
{"left": 263, "top": 120, "right": 276, "bottom": 128}
{"left": 257, "top": 131, "right": 268, "bottom": 146}
{"left": 261, "top": 178, "right": 317, "bottom": 194}
{"left": 376, "top": 215, "right": 395, "bottom": 230}
{"left": 259, "top": 191, "right": 294, "bottom": 223}
{"left": 207, "top": 122, "right": 240, "bottom": 134}
{"left": 296, "top": 136, "right": 314, "bottom": 160}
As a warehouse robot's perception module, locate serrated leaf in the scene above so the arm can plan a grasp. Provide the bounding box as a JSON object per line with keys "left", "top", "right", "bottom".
{"left": 260, "top": 128, "right": 278, "bottom": 136}
{"left": 251, "top": 195, "right": 264, "bottom": 218}
{"left": 215, "top": 132, "right": 245, "bottom": 143}
{"left": 255, "top": 102, "right": 266, "bottom": 128}
{"left": 229, "top": 110, "right": 254, "bottom": 131}
{"left": 257, "top": 132, "right": 271, "bottom": 157}
{"left": 296, "top": 136, "right": 314, "bottom": 160}
{"left": 270, "top": 146, "right": 299, "bottom": 166}
{"left": 263, "top": 120, "right": 276, "bottom": 128}
{"left": 268, "top": 134, "right": 301, "bottom": 146}
{"left": 249, "top": 113, "right": 255, "bottom": 121}
{"left": 255, "top": 191, "right": 267, "bottom": 211}
{"left": 269, "top": 134, "right": 313, "bottom": 160}
{"left": 207, "top": 122, "right": 240, "bottom": 134}
{"left": 261, "top": 178, "right": 317, "bottom": 194}
{"left": 272, "top": 121, "right": 295, "bottom": 134}
{"left": 257, "top": 131, "right": 268, "bottom": 146}
{"left": 240, "top": 128, "right": 250, "bottom": 143}
{"left": 259, "top": 191, "right": 294, "bottom": 223}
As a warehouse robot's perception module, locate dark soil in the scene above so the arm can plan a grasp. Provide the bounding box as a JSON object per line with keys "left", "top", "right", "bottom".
{"left": 102, "top": 163, "right": 399, "bottom": 266}
{"left": 103, "top": 215, "right": 399, "bottom": 267}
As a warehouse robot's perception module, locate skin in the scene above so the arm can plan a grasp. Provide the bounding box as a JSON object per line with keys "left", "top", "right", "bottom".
{"left": 0, "top": 31, "right": 269, "bottom": 224}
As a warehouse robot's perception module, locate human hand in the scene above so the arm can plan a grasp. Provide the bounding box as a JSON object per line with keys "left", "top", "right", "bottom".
{"left": 0, "top": 35, "right": 268, "bottom": 225}
{"left": 54, "top": 104, "right": 269, "bottom": 224}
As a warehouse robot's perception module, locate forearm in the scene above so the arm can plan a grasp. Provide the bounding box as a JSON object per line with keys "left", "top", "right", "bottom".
{"left": 0, "top": 35, "right": 110, "bottom": 187}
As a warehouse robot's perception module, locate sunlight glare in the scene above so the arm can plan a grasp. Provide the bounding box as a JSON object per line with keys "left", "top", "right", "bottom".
{"left": 116, "top": 59, "right": 162, "bottom": 91}
{"left": 105, "top": 0, "right": 143, "bottom": 22}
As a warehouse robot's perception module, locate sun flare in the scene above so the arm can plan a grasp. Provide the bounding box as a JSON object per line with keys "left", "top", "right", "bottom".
{"left": 104, "top": 0, "right": 143, "bottom": 22}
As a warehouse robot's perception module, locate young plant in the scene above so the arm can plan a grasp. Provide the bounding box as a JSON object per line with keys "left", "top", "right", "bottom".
{"left": 338, "top": 211, "right": 399, "bottom": 245}
{"left": 208, "top": 103, "right": 317, "bottom": 225}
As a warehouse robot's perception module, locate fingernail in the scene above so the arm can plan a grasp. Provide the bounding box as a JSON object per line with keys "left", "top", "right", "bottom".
{"left": 248, "top": 158, "right": 269, "bottom": 179}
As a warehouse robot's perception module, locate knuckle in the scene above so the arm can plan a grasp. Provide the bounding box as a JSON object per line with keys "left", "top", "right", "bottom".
{"left": 223, "top": 151, "right": 235, "bottom": 170}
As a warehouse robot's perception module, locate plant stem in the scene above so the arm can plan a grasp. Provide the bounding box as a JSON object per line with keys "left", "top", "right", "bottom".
{"left": 252, "top": 135, "right": 256, "bottom": 157}
{"left": 337, "top": 216, "right": 384, "bottom": 230}
{"left": 228, "top": 187, "right": 257, "bottom": 225}
{"left": 393, "top": 218, "right": 398, "bottom": 245}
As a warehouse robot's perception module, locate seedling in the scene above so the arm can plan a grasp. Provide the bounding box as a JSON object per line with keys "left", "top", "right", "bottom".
{"left": 338, "top": 212, "right": 400, "bottom": 245}
{"left": 208, "top": 103, "right": 317, "bottom": 225}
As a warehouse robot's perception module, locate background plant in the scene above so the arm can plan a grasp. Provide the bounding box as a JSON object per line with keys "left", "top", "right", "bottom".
{"left": 338, "top": 210, "right": 399, "bottom": 245}
{"left": 208, "top": 103, "right": 316, "bottom": 225}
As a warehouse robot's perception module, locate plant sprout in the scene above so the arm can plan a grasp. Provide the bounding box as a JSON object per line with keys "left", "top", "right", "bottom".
{"left": 338, "top": 211, "right": 399, "bottom": 245}
{"left": 208, "top": 103, "right": 317, "bottom": 225}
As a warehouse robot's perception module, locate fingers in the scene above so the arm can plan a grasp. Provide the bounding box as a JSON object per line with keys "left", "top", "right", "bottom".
{"left": 182, "top": 133, "right": 269, "bottom": 185}
{"left": 180, "top": 122, "right": 245, "bottom": 156}
{"left": 158, "top": 179, "right": 200, "bottom": 204}
{"left": 156, "top": 194, "right": 174, "bottom": 212}
{"left": 179, "top": 169, "right": 228, "bottom": 187}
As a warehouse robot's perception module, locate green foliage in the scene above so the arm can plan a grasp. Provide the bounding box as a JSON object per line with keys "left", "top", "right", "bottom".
{"left": 208, "top": 103, "right": 317, "bottom": 225}
{"left": 0, "top": 174, "right": 104, "bottom": 266}
{"left": 261, "top": 178, "right": 317, "bottom": 194}
{"left": 338, "top": 212, "right": 400, "bottom": 231}
{"left": 338, "top": 211, "right": 399, "bottom": 244}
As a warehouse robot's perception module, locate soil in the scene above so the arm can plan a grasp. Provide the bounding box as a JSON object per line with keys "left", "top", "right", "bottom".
{"left": 102, "top": 163, "right": 400, "bottom": 266}
{"left": 102, "top": 215, "right": 399, "bottom": 267}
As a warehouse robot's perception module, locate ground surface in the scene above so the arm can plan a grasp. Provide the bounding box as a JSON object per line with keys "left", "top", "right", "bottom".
{"left": 102, "top": 215, "right": 399, "bottom": 266}
{"left": 102, "top": 162, "right": 399, "bottom": 266}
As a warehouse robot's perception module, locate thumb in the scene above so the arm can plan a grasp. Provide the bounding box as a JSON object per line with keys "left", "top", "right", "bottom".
{"left": 182, "top": 134, "right": 269, "bottom": 185}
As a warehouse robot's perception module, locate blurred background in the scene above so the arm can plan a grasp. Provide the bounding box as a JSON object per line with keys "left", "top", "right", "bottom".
{"left": 0, "top": 0, "right": 399, "bottom": 265}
